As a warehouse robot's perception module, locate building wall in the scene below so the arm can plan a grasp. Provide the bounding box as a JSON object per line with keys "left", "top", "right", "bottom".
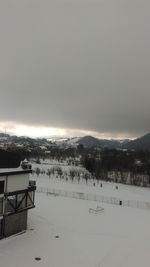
{"left": 4, "top": 211, "right": 28, "bottom": 237}
{"left": 7, "top": 174, "right": 29, "bottom": 192}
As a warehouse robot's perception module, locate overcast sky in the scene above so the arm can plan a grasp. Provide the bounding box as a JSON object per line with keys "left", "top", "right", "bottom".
{"left": 0, "top": 0, "right": 150, "bottom": 139}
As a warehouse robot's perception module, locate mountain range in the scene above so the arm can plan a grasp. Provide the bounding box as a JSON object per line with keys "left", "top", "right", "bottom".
{"left": 122, "top": 133, "right": 150, "bottom": 151}
{"left": 1, "top": 132, "right": 150, "bottom": 151}
{"left": 63, "top": 133, "right": 150, "bottom": 151}
{"left": 77, "top": 136, "right": 129, "bottom": 149}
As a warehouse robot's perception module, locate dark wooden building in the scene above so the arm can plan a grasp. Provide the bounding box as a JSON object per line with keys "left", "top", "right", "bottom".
{"left": 0, "top": 163, "right": 36, "bottom": 238}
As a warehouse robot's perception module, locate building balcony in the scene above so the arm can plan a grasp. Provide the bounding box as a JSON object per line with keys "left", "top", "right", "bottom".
{"left": 3, "top": 185, "right": 36, "bottom": 216}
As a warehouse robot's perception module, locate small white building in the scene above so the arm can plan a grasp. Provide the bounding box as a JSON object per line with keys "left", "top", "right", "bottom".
{"left": 0, "top": 162, "right": 36, "bottom": 238}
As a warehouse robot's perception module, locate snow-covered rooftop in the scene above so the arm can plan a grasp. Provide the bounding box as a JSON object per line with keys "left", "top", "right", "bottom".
{"left": 0, "top": 167, "right": 32, "bottom": 176}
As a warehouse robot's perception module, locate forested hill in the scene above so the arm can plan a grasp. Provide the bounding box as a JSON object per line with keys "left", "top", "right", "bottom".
{"left": 123, "top": 133, "right": 150, "bottom": 151}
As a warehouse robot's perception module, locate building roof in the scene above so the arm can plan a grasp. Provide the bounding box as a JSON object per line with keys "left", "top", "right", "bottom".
{"left": 0, "top": 167, "right": 32, "bottom": 177}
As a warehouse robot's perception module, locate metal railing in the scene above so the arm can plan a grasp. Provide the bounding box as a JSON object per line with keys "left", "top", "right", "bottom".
{"left": 36, "top": 186, "right": 150, "bottom": 211}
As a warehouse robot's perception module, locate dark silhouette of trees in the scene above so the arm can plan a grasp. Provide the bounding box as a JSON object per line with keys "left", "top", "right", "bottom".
{"left": 82, "top": 149, "right": 150, "bottom": 186}
{"left": 0, "top": 149, "right": 21, "bottom": 168}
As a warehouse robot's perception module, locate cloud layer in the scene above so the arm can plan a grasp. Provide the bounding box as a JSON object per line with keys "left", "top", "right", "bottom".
{"left": 0, "top": 0, "right": 150, "bottom": 138}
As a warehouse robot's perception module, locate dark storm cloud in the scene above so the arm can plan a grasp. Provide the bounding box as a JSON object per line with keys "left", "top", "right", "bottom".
{"left": 0, "top": 0, "right": 150, "bottom": 137}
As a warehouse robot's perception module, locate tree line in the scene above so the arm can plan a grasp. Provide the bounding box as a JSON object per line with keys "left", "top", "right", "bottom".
{"left": 82, "top": 149, "right": 150, "bottom": 186}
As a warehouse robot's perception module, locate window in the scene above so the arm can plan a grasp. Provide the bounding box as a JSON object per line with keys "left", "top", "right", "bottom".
{"left": 0, "top": 198, "right": 3, "bottom": 214}
{"left": 0, "top": 181, "right": 4, "bottom": 194}
{"left": 7, "top": 195, "right": 16, "bottom": 213}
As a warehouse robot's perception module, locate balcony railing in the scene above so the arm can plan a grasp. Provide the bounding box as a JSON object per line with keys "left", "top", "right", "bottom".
{"left": 4, "top": 186, "right": 36, "bottom": 216}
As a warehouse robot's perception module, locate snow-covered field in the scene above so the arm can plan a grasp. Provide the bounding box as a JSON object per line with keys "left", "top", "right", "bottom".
{"left": 1, "top": 161, "right": 150, "bottom": 267}
{"left": 31, "top": 161, "right": 150, "bottom": 203}
{"left": 0, "top": 178, "right": 150, "bottom": 266}
{"left": 35, "top": 174, "right": 150, "bottom": 202}
{"left": 0, "top": 191, "right": 150, "bottom": 267}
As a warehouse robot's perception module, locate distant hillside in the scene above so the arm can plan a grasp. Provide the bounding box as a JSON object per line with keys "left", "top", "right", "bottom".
{"left": 3, "top": 131, "right": 150, "bottom": 152}
{"left": 0, "top": 133, "right": 10, "bottom": 138}
{"left": 77, "top": 136, "right": 122, "bottom": 149}
{"left": 124, "top": 133, "right": 150, "bottom": 151}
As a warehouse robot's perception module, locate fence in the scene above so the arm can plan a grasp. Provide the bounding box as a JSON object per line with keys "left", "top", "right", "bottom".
{"left": 36, "top": 186, "right": 150, "bottom": 210}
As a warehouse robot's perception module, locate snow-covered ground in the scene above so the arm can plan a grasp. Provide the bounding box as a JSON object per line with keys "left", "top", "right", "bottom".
{"left": 1, "top": 161, "right": 150, "bottom": 266}
{"left": 0, "top": 192, "right": 150, "bottom": 267}
{"left": 32, "top": 170, "right": 150, "bottom": 203}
